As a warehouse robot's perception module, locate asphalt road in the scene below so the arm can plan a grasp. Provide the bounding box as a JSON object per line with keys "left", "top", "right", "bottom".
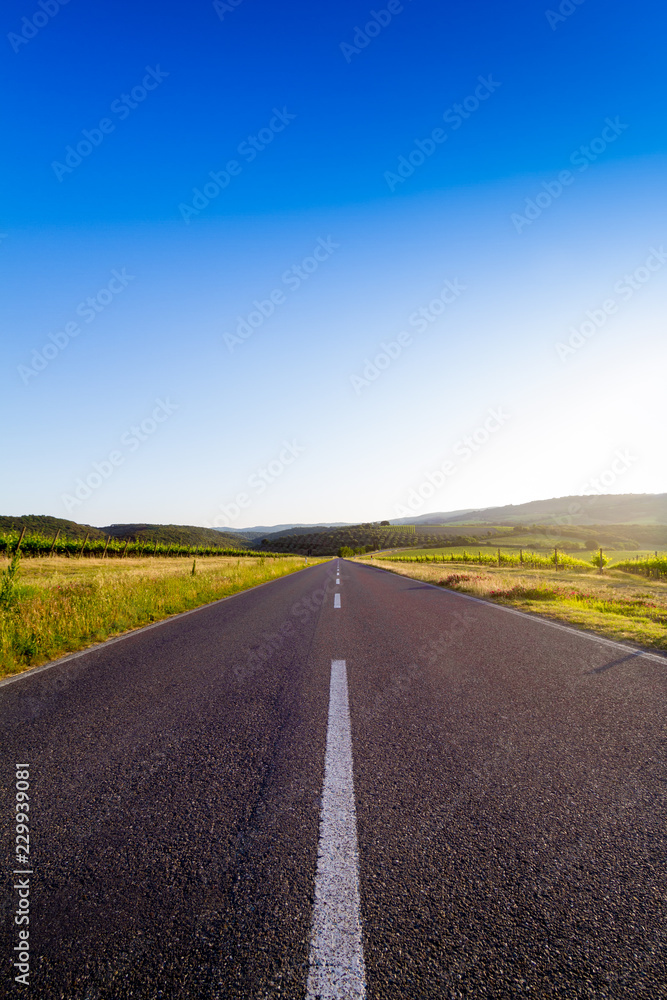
{"left": 1, "top": 559, "right": 666, "bottom": 999}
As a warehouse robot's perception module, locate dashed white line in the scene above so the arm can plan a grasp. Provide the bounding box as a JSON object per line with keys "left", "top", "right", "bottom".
{"left": 306, "top": 660, "right": 366, "bottom": 999}
{"left": 334, "top": 593, "right": 341, "bottom": 609}
{"left": 336, "top": 578, "right": 340, "bottom": 585}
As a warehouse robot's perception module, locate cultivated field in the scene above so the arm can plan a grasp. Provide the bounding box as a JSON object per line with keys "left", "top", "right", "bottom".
{"left": 0, "top": 554, "right": 318, "bottom": 678}
{"left": 375, "top": 545, "right": 665, "bottom": 568}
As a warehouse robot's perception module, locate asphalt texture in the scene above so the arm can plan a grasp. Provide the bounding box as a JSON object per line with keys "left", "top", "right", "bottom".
{"left": 1, "top": 559, "right": 666, "bottom": 998}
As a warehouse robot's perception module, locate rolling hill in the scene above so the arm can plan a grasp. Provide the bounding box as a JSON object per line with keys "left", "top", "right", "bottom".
{"left": 425, "top": 494, "right": 667, "bottom": 527}
{"left": 0, "top": 515, "right": 247, "bottom": 549}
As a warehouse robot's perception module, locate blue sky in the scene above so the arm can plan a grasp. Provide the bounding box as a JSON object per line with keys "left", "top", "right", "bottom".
{"left": 2, "top": 0, "right": 665, "bottom": 528}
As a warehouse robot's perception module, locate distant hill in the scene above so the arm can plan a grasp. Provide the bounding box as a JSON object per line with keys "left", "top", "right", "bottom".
{"left": 4, "top": 494, "right": 666, "bottom": 556}
{"left": 0, "top": 515, "right": 106, "bottom": 541}
{"left": 102, "top": 523, "right": 248, "bottom": 547}
{"left": 435, "top": 494, "right": 667, "bottom": 527}
{"left": 391, "top": 509, "right": 478, "bottom": 526}
{"left": 216, "top": 522, "right": 353, "bottom": 539}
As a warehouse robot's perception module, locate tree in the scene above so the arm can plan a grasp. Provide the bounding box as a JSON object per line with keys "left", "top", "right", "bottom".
{"left": 380, "top": 520, "right": 390, "bottom": 526}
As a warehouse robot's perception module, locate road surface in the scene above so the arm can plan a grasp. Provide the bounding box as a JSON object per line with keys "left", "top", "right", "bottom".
{"left": 1, "top": 559, "right": 665, "bottom": 998}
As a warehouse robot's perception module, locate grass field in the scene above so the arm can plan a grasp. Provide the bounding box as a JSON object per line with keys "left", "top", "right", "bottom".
{"left": 360, "top": 556, "right": 667, "bottom": 653}
{"left": 0, "top": 554, "right": 320, "bottom": 679}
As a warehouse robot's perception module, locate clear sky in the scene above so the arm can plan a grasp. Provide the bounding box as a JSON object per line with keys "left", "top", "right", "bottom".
{"left": 2, "top": 0, "right": 665, "bottom": 529}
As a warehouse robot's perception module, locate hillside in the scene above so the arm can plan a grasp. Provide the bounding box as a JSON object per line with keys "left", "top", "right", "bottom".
{"left": 102, "top": 523, "right": 248, "bottom": 548}
{"left": 4, "top": 495, "right": 666, "bottom": 557}
{"left": 0, "top": 515, "right": 106, "bottom": 541}
{"left": 435, "top": 494, "right": 667, "bottom": 527}
{"left": 391, "top": 509, "right": 478, "bottom": 526}
{"left": 0, "top": 515, "right": 247, "bottom": 549}
{"left": 258, "top": 524, "right": 488, "bottom": 556}
{"left": 215, "top": 522, "right": 352, "bottom": 539}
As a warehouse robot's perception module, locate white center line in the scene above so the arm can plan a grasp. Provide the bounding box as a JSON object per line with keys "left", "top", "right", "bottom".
{"left": 336, "top": 578, "right": 340, "bottom": 585}
{"left": 334, "top": 593, "right": 341, "bottom": 608}
{"left": 306, "top": 660, "right": 366, "bottom": 1000}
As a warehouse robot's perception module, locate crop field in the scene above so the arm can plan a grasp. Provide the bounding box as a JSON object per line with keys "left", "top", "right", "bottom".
{"left": 0, "top": 553, "right": 319, "bottom": 678}
{"left": 376, "top": 547, "right": 593, "bottom": 568}
{"left": 375, "top": 546, "right": 665, "bottom": 567}
{"left": 361, "top": 555, "right": 667, "bottom": 652}
{"left": 0, "top": 530, "right": 255, "bottom": 559}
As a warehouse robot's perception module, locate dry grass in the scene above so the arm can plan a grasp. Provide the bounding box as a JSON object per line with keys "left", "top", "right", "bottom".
{"left": 0, "top": 554, "right": 319, "bottom": 678}
{"left": 362, "top": 558, "right": 667, "bottom": 653}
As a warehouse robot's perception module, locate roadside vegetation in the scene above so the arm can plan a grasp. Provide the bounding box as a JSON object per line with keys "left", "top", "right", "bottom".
{"left": 359, "top": 554, "right": 667, "bottom": 653}
{"left": 0, "top": 554, "right": 318, "bottom": 679}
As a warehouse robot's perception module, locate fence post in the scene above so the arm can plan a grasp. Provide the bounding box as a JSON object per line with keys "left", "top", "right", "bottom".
{"left": 49, "top": 528, "right": 61, "bottom": 556}
{"left": 554, "top": 546, "right": 558, "bottom": 570}
{"left": 599, "top": 547, "right": 603, "bottom": 574}
{"left": 497, "top": 548, "right": 501, "bottom": 567}
{"left": 520, "top": 548, "right": 523, "bottom": 564}
{"left": 122, "top": 539, "right": 130, "bottom": 558}
{"left": 15, "top": 527, "right": 26, "bottom": 554}
{"left": 102, "top": 535, "right": 110, "bottom": 559}
{"left": 80, "top": 533, "right": 89, "bottom": 558}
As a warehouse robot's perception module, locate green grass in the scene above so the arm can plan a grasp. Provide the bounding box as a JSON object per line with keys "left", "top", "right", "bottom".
{"left": 0, "top": 554, "right": 322, "bottom": 679}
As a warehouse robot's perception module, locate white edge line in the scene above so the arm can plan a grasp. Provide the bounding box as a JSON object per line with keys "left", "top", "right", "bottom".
{"left": 364, "top": 563, "right": 667, "bottom": 665}
{"left": 0, "top": 563, "right": 317, "bottom": 691}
